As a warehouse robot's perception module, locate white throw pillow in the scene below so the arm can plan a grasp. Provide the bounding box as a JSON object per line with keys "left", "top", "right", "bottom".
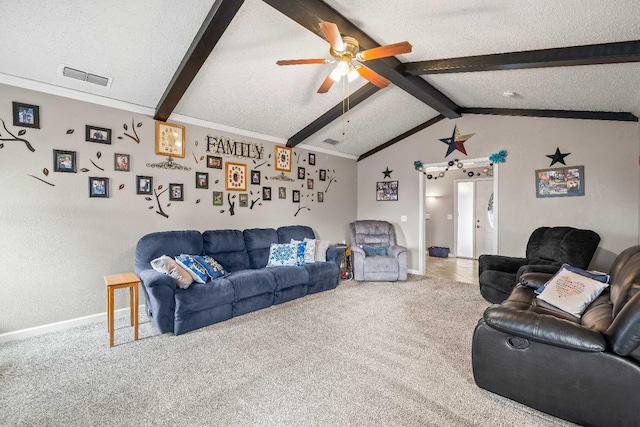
{"left": 313, "top": 239, "right": 330, "bottom": 262}
{"left": 266, "top": 243, "right": 298, "bottom": 267}
{"left": 150, "top": 255, "right": 193, "bottom": 289}
{"left": 536, "top": 266, "right": 609, "bottom": 318}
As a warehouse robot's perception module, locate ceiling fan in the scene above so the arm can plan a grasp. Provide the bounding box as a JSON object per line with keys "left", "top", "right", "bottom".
{"left": 276, "top": 22, "right": 412, "bottom": 93}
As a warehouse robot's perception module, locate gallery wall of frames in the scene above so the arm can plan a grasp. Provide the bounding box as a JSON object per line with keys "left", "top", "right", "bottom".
{"left": 0, "top": 83, "right": 357, "bottom": 334}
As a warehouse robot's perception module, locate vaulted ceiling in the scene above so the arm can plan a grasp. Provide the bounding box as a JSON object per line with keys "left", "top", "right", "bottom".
{"left": 1, "top": 0, "right": 639, "bottom": 160}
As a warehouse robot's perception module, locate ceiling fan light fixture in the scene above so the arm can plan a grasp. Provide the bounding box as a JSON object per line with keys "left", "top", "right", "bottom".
{"left": 329, "top": 60, "right": 350, "bottom": 82}
{"left": 347, "top": 64, "right": 359, "bottom": 82}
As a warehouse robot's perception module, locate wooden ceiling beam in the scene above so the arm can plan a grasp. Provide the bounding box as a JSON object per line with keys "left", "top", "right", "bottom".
{"left": 460, "top": 107, "right": 638, "bottom": 122}
{"left": 262, "top": 0, "right": 461, "bottom": 123}
{"left": 402, "top": 40, "right": 640, "bottom": 75}
{"left": 286, "top": 84, "right": 380, "bottom": 148}
{"left": 357, "top": 115, "right": 445, "bottom": 161}
{"left": 154, "top": 0, "right": 245, "bottom": 122}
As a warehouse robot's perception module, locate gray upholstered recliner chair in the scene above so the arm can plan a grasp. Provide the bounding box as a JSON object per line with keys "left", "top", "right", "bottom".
{"left": 349, "top": 220, "right": 407, "bottom": 281}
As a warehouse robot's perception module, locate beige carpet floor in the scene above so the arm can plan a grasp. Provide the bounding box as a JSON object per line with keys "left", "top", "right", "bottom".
{"left": 0, "top": 275, "right": 574, "bottom": 426}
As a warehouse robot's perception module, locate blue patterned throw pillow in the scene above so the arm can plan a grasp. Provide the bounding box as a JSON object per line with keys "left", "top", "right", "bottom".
{"left": 175, "top": 254, "right": 208, "bottom": 284}
{"left": 267, "top": 243, "right": 298, "bottom": 267}
{"left": 362, "top": 245, "right": 388, "bottom": 256}
{"left": 193, "top": 255, "right": 227, "bottom": 280}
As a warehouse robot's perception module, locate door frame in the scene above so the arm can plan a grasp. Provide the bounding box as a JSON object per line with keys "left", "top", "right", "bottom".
{"left": 418, "top": 158, "right": 499, "bottom": 275}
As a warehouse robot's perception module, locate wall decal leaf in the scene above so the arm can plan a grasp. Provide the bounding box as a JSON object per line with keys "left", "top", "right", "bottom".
{"left": 215, "top": 179, "right": 219, "bottom": 184}
{"left": 220, "top": 210, "right": 225, "bottom": 213}
{"left": 80, "top": 168, "right": 90, "bottom": 172}
{"left": 199, "top": 155, "right": 204, "bottom": 161}
{"left": 43, "top": 168, "right": 49, "bottom": 176}
{"left": 117, "top": 136, "right": 123, "bottom": 140}
{"left": 66, "top": 129, "right": 74, "bottom": 134}
{"left": 18, "top": 129, "right": 26, "bottom": 136}
{"left": 123, "top": 123, "right": 128, "bottom": 131}
{"left": 96, "top": 151, "right": 102, "bottom": 159}
{"left": 0, "top": 144, "right": 4, "bottom": 149}
{"left": 195, "top": 140, "right": 198, "bottom": 147}
{"left": 145, "top": 197, "right": 152, "bottom": 201}
{"left": 196, "top": 199, "right": 201, "bottom": 204}
{"left": 119, "top": 184, "right": 125, "bottom": 190}
{"left": 136, "top": 122, "right": 142, "bottom": 127}
{"left": 157, "top": 185, "right": 163, "bottom": 190}
{"left": 167, "top": 203, "right": 171, "bottom": 207}
{"left": 148, "top": 206, "right": 153, "bottom": 209}
{"left": 269, "top": 154, "right": 272, "bottom": 158}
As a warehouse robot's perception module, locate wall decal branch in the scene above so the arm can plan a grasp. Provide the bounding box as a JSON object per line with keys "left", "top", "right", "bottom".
{"left": 118, "top": 119, "right": 142, "bottom": 143}
{"left": 0, "top": 118, "right": 35, "bottom": 152}
{"left": 227, "top": 193, "right": 236, "bottom": 216}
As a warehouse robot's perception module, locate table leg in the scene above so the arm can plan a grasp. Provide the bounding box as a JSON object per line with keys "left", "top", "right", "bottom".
{"left": 129, "top": 286, "right": 134, "bottom": 327}
{"left": 133, "top": 283, "right": 139, "bottom": 341}
{"left": 109, "top": 287, "right": 115, "bottom": 348}
{"left": 106, "top": 286, "right": 111, "bottom": 332}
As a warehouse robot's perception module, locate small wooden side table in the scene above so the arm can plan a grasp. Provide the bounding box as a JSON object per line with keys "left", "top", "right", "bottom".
{"left": 104, "top": 272, "right": 139, "bottom": 348}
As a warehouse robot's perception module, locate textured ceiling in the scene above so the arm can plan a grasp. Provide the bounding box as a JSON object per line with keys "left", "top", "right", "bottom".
{"left": 1, "top": 0, "right": 639, "bottom": 158}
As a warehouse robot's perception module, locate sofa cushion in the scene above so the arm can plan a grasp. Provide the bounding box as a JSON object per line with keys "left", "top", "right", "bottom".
{"left": 537, "top": 266, "right": 610, "bottom": 318}
{"left": 150, "top": 255, "right": 193, "bottom": 289}
{"left": 227, "top": 269, "right": 277, "bottom": 301}
{"left": 363, "top": 255, "right": 397, "bottom": 272}
{"left": 203, "top": 229, "right": 250, "bottom": 272}
{"left": 268, "top": 265, "right": 310, "bottom": 291}
{"left": 243, "top": 228, "right": 278, "bottom": 269}
{"left": 304, "top": 261, "right": 339, "bottom": 280}
{"left": 174, "top": 277, "right": 234, "bottom": 320}
{"left": 135, "top": 230, "right": 203, "bottom": 274}
{"left": 277, "top": 225, "right": 315, "bottom": 244}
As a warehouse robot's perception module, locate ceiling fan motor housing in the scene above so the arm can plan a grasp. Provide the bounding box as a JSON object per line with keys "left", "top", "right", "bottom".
{"left": 331, "top": 36, "right": 359, "bottom": 62}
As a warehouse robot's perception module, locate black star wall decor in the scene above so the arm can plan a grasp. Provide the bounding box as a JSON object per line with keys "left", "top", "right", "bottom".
{"left": 546, "top": 147, "right": 571, "bottom": 166}
{"left": 382, "top": 167, "right": 393, "bottom": 179}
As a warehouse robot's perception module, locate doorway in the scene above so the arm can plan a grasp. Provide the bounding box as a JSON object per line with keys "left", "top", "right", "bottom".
{"left": 417, "top": 158, "right": 498, "bottom": 275}
{"left": 454, "top": 178, "right": 495, "bottom": 259}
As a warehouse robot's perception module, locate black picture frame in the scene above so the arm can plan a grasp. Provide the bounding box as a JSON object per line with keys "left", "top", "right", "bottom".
{"left": 85, "top": 125, "right": 112, "bottom": 144}
{"left": 207, "top": 155, "right": 222, "bottom": 169}
{"left": 89, "top": 177, "right": 109, "bottom": 198}
{"left": 298, "top": 167, "right": 305, "bottom": 180}
{"left": 292, "top": 190, "right": 300, "bottom": 202}
{"left": 169, "top": 183, "right": 184, "bottom": 201}
{"left": 535, "top": 165, "right": 585, "bottom": 198}
{"left": 278, "top": 187, "right": 286, "bottom": 199}
{"left": 319, "top": 169, "right": 326, "bottom": 181}
{"left": 114, "top": 153, "right": 130, "bottom": 171}
{"left": 250, "top": 170, "right": 261, "bottom": 185}
{"left": 318, "top": 191, "right": 324, "bottom": 202}
{"left": 213, "top": 191, "right": 223, "bottom": 205}
{"left": 307, "top": 178, "right": 314, "bottom": 190}
{"left": 13, "top": 102, "right": 40, "bottom": 128}
{"left": 309, "top": 153, "right": 316, "bottom": 165}
{"left": 239, "top": 193, "right": 248, "bottom": 207}
{"left": 195, "top": 172, "right": 209, "bottom": 189}
{"left": 262, "top": 187, "right": 271, "bottom": 201}
{"left": 53, "top": 149, "right": 77, "bottom": 173}
{"left": 376, "top": 181, "right": 399, "bottom": 201}
{"left": 136, "top": 175, "right": 153, "bottom": 195}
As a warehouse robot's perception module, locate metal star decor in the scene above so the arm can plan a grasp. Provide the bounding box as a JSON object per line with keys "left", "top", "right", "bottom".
{"left": 439, "top": 125, "right": 475, "bottom": 157}
{"left": 382, "top": 167, "right": 393, "bottom": 179}
{"left": 546, "top": 147, "right": 571, "bottom": 166}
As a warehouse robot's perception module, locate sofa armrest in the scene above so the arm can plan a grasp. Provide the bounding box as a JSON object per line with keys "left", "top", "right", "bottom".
{"left": 350, "top": 245, "right": 365, "bottom": 258}
{"left": 518, "top": 272, "right": 553, "bottom": 289}
{"left": 516, "top": 264, "right": 562, "bottom": 283}
{"left": 478, "top": 255, "right": 529, "bottom": 276}
{"left": 388, "top": 245, "right": 407, "bottom": 259}
{"left": 139, "top": 269, "right": 177, "bottom": 290}
{"left": 326, "top": 246, "right": 345, "bottom": 265}
{"left": 483, "top": 305, "right": 606, "bottom": 352}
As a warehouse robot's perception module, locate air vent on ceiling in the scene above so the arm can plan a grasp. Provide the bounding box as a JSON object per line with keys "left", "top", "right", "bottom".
{"left": 323, "top": 138, "right": 340, "bottom": 145}
{"left": 59, "top": 64, "right": 112, "bottom": 88}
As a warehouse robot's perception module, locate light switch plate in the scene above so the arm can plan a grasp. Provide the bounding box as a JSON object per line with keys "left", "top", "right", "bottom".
{"left": 400, "top": 215, "right": 407, "bottom": 222}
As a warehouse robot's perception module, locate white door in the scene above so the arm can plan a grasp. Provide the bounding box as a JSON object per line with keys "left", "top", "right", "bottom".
{"left": 456, "top": 181, "right": 474, "bottom": 258}
{"left": 474, "top": 179, "right": 495, "bottom": 258}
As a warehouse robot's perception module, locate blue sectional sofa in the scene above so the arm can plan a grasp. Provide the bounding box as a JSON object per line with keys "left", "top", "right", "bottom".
{"left": 134, "top": 225, "right": 343, "bottom": 335}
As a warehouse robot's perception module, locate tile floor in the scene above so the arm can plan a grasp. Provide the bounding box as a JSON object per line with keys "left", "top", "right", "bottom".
{"left": 425, "top": 255, "right": 479, "bottom": 285}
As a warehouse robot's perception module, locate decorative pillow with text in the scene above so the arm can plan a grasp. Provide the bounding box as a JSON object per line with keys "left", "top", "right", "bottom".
{"left": 537, "top": 265, "right": 609, "bottom": 317}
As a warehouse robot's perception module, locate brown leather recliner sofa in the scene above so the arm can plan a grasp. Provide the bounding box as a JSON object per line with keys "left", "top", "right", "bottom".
{"left": 472, "top": 245, "right": 640, "bottom": 427}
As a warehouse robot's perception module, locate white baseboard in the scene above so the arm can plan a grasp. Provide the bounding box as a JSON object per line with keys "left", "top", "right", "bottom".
{"left": 408, "top": 269, "right": 420, "bottom": 275}
{"left": 0, "top": 305, "right": 145, "bottom": 344}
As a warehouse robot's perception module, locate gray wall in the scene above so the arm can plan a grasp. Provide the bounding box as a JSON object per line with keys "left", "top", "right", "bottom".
{"left": 358, "top": 114, "right": 640, "bottom": 272}
{"left": 0, "top": 84, "right": 357, "bottom": 333}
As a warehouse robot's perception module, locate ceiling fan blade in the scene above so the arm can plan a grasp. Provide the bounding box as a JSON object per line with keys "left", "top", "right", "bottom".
{"left": 356, "top": 41, "right": 413, "bottom": 61}
{"left": 276, "top": 59, "right": 329, "bottom": 66}
{"left": 317, "top": 74, "right": 335, "bottom": 93}
{"left": 319, "top": 22, "right": 345, "bottom": 51}
{"left": 356, "top": 66, "right": 390, "bottom": 89}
